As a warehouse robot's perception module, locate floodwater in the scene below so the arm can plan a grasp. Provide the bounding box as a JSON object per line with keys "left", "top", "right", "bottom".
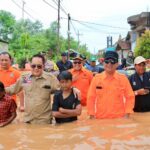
{"left": 0, "top": 109, "right": 150, "bottom": 150}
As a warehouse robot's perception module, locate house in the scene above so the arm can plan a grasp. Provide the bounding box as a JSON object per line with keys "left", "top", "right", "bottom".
{"left": 127, "top": 12, "right": 150, "bottom": 51}
{"left": 0, "top": 39, "right": 8, "bottom": 52}
{"left": 115, "top": 35, "right": 131, "bottom": 59}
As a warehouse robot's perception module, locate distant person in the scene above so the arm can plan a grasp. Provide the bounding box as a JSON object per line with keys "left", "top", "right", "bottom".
{"left": 69, "top": 56, "right": 93, "bottom": 106}
{"left": 87, "top": 51, "right": 135, "bottom": 119}
{"left": 98, "top": 57, "right": 104, "bottom": 68}
{"left": 43, "top": 50, "right": 60, "bottom": 77}
{"left": 52, "top": 71, "right": 82, "bottom": 124}
{"left": 86, "top": 56, "right": 103, "bottom": 75}
{"left": 129, "top": 56, "right": 150, "bottom": 112}
{"left": 126, "top": 51, "right": 134, "bottom": 66}
{"left": 81, "top": 55, "right": 90, "bottom": 69}
{"left": 117, "top": 58, "right": 127, "bottom": 70}
{"left": 0, "top": 52, "right": 24, "bottom": 111}
{"left": 0, "top": 81, "right": 17, "bottom": 127}
{"left": 56, "top": 52, "right": 73, "bottom": 73}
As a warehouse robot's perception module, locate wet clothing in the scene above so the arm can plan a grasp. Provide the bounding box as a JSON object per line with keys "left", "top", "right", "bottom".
{"left": 56, "top": 60, "right": 73, "bottom": 72}
{"left": 129, "top": 72, "right": 150, "bottom": 112}
{"left": 6, "top": 72, "right": 59, "bottom": 124}
{"left": 52, "top": 90, "right": 80, "bottom": 123}
{"left": 0, "top": 67, "right": 20, "bottom": 101}
{"left": 69, "top": 67, "right": 93, "bottom": 106}
{"left": 0, "top": 95, "right": 17, "bottom": 123}
{"left": 87, "top": 71, "right": 135, "bottom": 119}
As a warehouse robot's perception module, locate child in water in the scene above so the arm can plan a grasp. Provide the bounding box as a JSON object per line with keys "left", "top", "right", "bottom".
{"left": 0, "top": 81, "right": 17, "bottom": 127}
{"left": 52, "top": 71, "right": 82, "bottom": 124}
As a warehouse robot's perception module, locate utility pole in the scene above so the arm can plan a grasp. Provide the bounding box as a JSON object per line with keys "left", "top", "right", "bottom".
{"left": 22, "top": 0, "right": 25, "bottom": 20}
{"left": 57, "top": 0, "right": 60, "bottom": 54}
{"left": 107, "top": 36, "right": 113, "bottom": 48}
{"left": 146, "top": 7, "right": 150, "bottom": 30}
{"left": 68, "top": 13, "right": 71, "bottom": 59}
{"left": 77, "top": 31, "right": 82, "bottom": 51}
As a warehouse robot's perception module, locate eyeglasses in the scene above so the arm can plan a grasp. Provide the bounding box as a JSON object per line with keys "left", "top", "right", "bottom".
{"left": 73, "top": 61, "right": 82, "bottom": 64}
{"left": 31, "top": 64, "right": 43, "bottom": 69}
{"left": 104, "top": 59, "right": 117, "bottom": 65}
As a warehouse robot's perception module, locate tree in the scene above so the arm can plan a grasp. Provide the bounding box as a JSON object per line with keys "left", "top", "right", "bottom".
{"left": 0, "top": 10, "right": 16, "bottom": 41}
{"left": 134, "top": 30, "right": 150, "bottom": 58}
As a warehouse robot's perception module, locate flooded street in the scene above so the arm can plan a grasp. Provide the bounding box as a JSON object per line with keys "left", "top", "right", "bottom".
{"left": 0, "top": 109, "right": 150, "bottom": 150}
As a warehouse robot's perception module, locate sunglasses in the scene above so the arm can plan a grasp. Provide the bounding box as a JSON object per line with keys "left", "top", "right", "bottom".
{"left": 104, "top": 59, "right": 117, "bottom": 64}
{"left": 31, "top": 64, "right": 43, "bottom": 69}
{"left": 73, "top": 61, "right": 82, "bottom": 64}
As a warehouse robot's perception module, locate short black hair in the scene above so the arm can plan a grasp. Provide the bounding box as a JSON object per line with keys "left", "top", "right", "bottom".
{"left": 0, "top": 81, "right": 5, "bottom": 92}
{"left": 58, "top": 71, "right": 72, "bottom": 81}
{"left": 31, "top": 54, "right": 45, "bottom": 64}
{"left": 0, "top": 52, "right": 12, "bottom": 60}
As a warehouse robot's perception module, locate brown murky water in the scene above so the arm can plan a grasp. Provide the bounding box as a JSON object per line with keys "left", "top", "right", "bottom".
{"left": 0, "top": 109, "right": 150, "bottom": 150}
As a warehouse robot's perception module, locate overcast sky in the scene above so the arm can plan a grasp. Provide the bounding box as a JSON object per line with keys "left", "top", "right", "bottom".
{"left": 0, "top": 0, "right": 150, "bottom": 53}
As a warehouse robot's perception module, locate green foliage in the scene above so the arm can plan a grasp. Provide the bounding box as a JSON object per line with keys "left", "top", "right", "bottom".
{"left": 0, "top": 10, "right": 16, "bottom": 41}
{"left": 0, "top": 11, "right": 91, "bottom": 66}
{"left": 134, "top": 30, "right": 150, "bottom": 59}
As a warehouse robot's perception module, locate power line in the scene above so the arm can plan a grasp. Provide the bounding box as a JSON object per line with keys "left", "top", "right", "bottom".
{"left": 70, "top": 21, "right": 78, "bottom": 36}
{"left": 61, "top": 17, "right": 122, "bottom": 35}
{"left": 61, "top": 17, "right": 128, "bottom": 30}
{"left": 73, "top": 18, "right": 129, "bottom": 30}
{"left": 50, "top": 0, "right": 68, "bottom": 16}
{"left": 11, "top": 0, "right": 36, "bottom": 20}
{"left": 43, "top": 0, "right": 58, "bottom": 11}
{"left": 24, "top": 2, "right": 45, "bottom": 21}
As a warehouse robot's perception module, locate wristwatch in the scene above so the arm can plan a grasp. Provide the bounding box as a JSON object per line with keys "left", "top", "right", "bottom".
{"left": 134, "top": 91, "right": 138, "bottom": 96}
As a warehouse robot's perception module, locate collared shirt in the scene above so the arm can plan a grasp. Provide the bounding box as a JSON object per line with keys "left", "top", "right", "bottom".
{"left": 6, "top": 72, "right": 60, "bottom": 124}
{"left": 56, "top": 60, "right": 73, "bottom": 72}
{"left": 86, "top": 65, "right": 100, "bottom": 73}
{"left": 87, "top": 71, "right": 135, "bottom": 118}
{"left": 0, "top": 67, "right": 20, "bottom": 101}
{"left": 69, "top": 67, "right": 93, "bottom": 106}
{"left": 0, "top": 95, "right": 17, "bottom": 123}
{"left": 129, "top": 71, "right": 150, "bottom": 112}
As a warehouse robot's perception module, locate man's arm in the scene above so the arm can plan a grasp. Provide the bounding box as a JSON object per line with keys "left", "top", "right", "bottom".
{"left": 124, "top": 76, "right": 135, "bottom": 117}
{"left": 87, "top": 76, "right": 97, "bottom": 118}
{"left": 5, "top": 77, "right": 23, "bottom": 95}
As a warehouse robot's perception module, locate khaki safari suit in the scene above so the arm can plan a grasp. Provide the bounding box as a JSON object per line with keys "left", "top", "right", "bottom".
{"left": 6, "top": 72, "right": 59, "bottom": 124}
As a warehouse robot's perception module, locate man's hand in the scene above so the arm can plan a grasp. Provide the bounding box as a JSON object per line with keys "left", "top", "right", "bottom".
{"left": 136, "top": 88, "right": 149, "bottom": 95}
{"left": 72, "top": 87, "right": 81, "bottom": 100}
{"left": 19, "top": 106, "right": 25, "bottom": 112}
{"left": 0, "top": 123, "right": 5, "bottom": 127}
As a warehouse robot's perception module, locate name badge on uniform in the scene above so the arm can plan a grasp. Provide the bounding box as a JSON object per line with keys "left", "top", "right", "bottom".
{"left": 133, "top": 81, "right": 136, "bottom": 86}
{"left": 23, "top": 76, "right": 32, "bottom": 84}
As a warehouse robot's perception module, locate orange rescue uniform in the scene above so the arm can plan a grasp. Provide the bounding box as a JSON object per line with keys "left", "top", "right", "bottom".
{"left": 87, "top": 71, "right": 135, "bottom": 118}
{"left": 0, "top": 67, "right": 20, "bottom": 101}
{"left": 69, "top": 67, "right": 93, "bottom": 106}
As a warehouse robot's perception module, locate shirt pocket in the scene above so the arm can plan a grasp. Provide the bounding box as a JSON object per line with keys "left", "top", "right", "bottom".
{"left": 40, "top": 85, "right": 51, "bottom": 99}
